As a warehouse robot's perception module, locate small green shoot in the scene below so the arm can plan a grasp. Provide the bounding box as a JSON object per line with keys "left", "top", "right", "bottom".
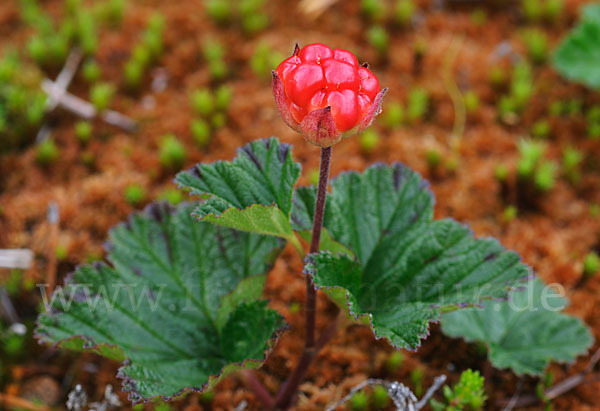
{"left": 385, "top": 351, "right": 404, "bottom": 373}
{"left": 307, "top": 169, "right": 320, "bottom": 186}
{"left": 36, "top": 138, "right": 60, "bottom": 166}
{"left": 157, "top": 188, "right": 184, "bottom": 205}
{"left": 206, "top": 0, "right": 232, "bottom": 24}
{"left": 361, "top": 0, "right": 386, "bottom": 22}
{"left": 159, "top": 134, "right": 186, "bottom": 170}
{"left": 562, "top": 146, "right": 582, "bottom": 184}
{"left": 425, "top": 149, "right": 442, "bottom": 169}
{"left": 522, "top": 0, "right": 543, "bottom": 22}
{"left": 464, "top": 91, "right": 480, "bottom": 113}
{"left": 411, "top": 367, "right": 424, "bottom": 397}
{"left": 239, "top": 0, "right": 269, "bottom": 35}
{"left": 359, "top": 129, "right": 380, "bottom": 153}
{"left": 289, "top": 302, "right": 300, "bottom": 315}
{"left": 495, "top": 164, "right": 508, "bottom": 182}
{"left": 371, "top": 385, "right": 390, "bottom": 409}
{"left": 191, "top": 89, "right": 214, "bottom": 117}
{"left": 470, "top": 9, "right": 487, "bottom": 26}
{"left": 430, "top": 369, "right": 486, "bottom": 411}
{"left": 395, "top": 0, "right": 416, "bottom": 26}
{"left": 55, "top": 244, "right": 68, "bottom": 261}
{"left": 82, "top": 59, "right": 101, "bottom": 83}
{"left": 534, "top": 161, "right": 557, "bottom": 192}
{"left": 382, "top": 101, "right": 404, "bottom": 128}
{"left": 250, "top": 43, "right": 285, "bottom": 79}
{"left": 90, "top": 83, "right": 115, "bottom": 112}
{"left": 367, "top": 26, "right": 389, "bottom": 56}
{"left": 407, "top": 88, "right": 429, "bottom": 123}
{"left": 350, "top": 390, "right": 368, "bottom": 411}
{"left": 503, "top": 205, "right": 518, "bottom": 223}
{"left": 75, "top": 121, "right": 92, "bottom": 143}
{"left": 583, "top": 252, "right": 599, "bottom": 277}
{"left": 124, "top": 184, "right": 147, "bottom": 206}
{"left": 215, "top": 85, "right": 233, "bottom": 112}
{"left": 212, "top": 112, "right": 226, "bottom": 129}
{"left": 488, "top": 65, "right": 506, "bottom": 88}
{"left": 523, "top": 29, "right": 548, "bottom": 64}
{"left": 532, "top": 120, "right": 550, "bottom": 139}
{"left": 191, "top": 119, "right": 211, "bottom": 147}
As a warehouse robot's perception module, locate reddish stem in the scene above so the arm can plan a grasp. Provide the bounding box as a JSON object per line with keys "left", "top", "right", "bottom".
{"left": 305, "top": 145, "right": 331, "bottom": 347}
{"left": 241, "top": 370, "right": 275, "bottom": 409}
{"left": 274, "top": 146, "right": 333, "bottom": 410}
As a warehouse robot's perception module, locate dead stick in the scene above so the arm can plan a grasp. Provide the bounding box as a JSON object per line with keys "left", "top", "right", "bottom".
{"left": 0, "top": 393, "right": 50, "bottom": 411}
{"left": 47, "top": 48, "right": 83, "bottom": 111}
{"left": 498, "top": 347, "right": 600, "bottom": 407}
{"left": 41, "top": 80, "right": 137, "bottom": 132}
{"left": 46, "top": 202, "right": 59, "bottom": 298}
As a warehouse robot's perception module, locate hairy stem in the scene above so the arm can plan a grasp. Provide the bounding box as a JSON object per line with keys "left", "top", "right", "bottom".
{"left": 274, "top": 146, "right": 333, "bottom": 410}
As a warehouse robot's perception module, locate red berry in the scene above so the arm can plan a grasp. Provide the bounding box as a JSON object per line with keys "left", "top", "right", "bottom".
{"left": 273, "top": 43, "right": 386, "bottom": 147}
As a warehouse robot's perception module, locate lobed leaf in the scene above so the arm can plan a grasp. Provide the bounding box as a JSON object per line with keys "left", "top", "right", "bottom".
{"left": 303, "top": 164, "right": 531, "bottom": 350}
{"left": 552, "top": 4, "right": 600, "bottom": 89}
{"left": 441, "top": 278, "right": 593, "bottom": 375}
{"left": 36, "top": 202, "right": 285, "bottom": 401}
{"left": 175, "top": 138, "right": 301, "bottom": 245}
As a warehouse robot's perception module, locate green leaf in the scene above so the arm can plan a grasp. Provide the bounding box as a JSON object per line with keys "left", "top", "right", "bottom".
{"left": 552, "top": 4, "right": 600, "bottom": 89}
{"left": 175, "top": 138, "right": 301, "bottom": 245}
{"left": 441, "top": 278, "right": 593, "bottom": 375}
{"left": 304, "top": 164, "right": 530, "bottom": 350}
{"left": 36, "top": 202, "right": 285, "bottom": 401}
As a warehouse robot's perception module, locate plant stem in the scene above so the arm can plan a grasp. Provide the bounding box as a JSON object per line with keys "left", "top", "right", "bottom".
{"left": 274, "top": 146, "right": 332, "bottom": 410}
{"left": 241, "top": 370, "right": 275, "bottom": 409}
{"left": 306, "top": 145, "right": 331, "bottom": 347}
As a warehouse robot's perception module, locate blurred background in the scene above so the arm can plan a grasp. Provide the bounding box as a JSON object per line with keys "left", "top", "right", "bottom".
{"left": 0, "top": 0, "right": 600, "bottom": 409}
